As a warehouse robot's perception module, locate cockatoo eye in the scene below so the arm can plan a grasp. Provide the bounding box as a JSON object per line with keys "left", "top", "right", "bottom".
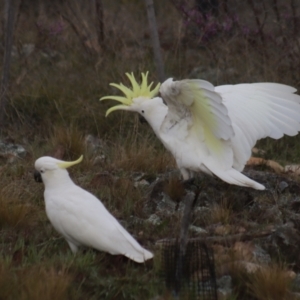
{"left": 141, "top": 110, "right": 145, "bottom": 114}
{"left": 40, "top": 169, "right": 44, "bottom": 173}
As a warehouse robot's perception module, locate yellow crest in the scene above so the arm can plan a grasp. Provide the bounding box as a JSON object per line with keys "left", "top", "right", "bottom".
{"left": 100, "top": 72, "right": 161, "bottom": 116}
{"left": 57, "top": 155, "right": 83, "bottom": 169}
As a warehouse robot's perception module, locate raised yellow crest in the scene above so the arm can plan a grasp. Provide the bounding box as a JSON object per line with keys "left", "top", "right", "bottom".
{"left": 100, "top": 72, "right": 160, "bottom": 116}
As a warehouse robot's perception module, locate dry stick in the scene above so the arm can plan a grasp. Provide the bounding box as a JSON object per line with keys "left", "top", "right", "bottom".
{"left": 247, "top": 0, "right": 266, "bottom": 45}
{"left": 59, "top": 13, "right": 91, "bottom": 54}
{"left": 272, "top": 0, "right": 298, "bottom": 78}
{"left": 0, "top": 0, "right": 16, "bottom": 126}
{"left": 157, "top": 227, "right": 277, "bottom": 247}
{"left": 95, "top": 0, "right": 104, "bottom": 47}
{"left": 223, "top": 0, "right": 229, "bottom": 14}
{"left": 144, "top": 0, "right": 165, "bottom": 82}
{"left": 290, "top": 0, "right": 297, "bottom": 38}
{"left": 175, "top": 189, "right": 201, "bottom": 295}
{"left": 271, "top": 0, "right": 281, "bottom": 23}
{"left": 59, "top": 1, "right": 99, "bottom": 54}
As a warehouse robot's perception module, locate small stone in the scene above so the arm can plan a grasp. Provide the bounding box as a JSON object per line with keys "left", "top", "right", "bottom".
{"left": 217, "top": 275, "right": 232, "bottom": 299}
{"left": 189, "top": 225, "right": 207, "bottom": 234}
{"left": 93, "top": 155, "right": 106, "bottom": 165}
{"left": 0, "top": 141, "right": 27, "bottom": 162}
{"left": 292, "top": 273, "right": 300, "bottom": 288}
{"left": 146, "top": 214, "right": 162, "bottom": 226}
{"left": 156, "top": 192, "right": 177, "bottom": 213}
{"left": 253, "top": 244, "right": 271, "bottom": 264}
{"left": 85, "top": 134, "right": 104, "bottom": 152}
{"left": 214, "top": 224, "right": 231, "bottom": 235}
{"left": 132, "top": 172, "right": 145, "bottom": 182}
{"left": 134, "top": 179, "right": 150, "bottom": 188}
{"left": 278, "top": 181, "right": 289, "bottom": 192}
{"left": 21, "top": 43, "right": 35, "bottom": 56}
{"left": 129, "top": 216, "right": 144, "bottom": 226}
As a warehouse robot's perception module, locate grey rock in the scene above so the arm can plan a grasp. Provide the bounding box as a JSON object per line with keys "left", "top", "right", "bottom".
{"left": 263, "top": 206, "right": 283, "bottom": 224}
{"left": 278, "top": 181, "right": 289, "bottom": 192}
{"left": 132, "top": 172, "right": 146, "bottom": 182}
{"left": 134, "top": 179, "right": 150, "bottom": 188}
{"left": 22, "top": 43, "right": 35, "bottom": 56}
{"left": 92, "top": 155, "right": 106, "bottom": 165}
{"left": 253, "top": 244, "right": 271, "bottom": 264}
{"left": 129, "top": 216, "right": 144, "bottom": 226}
{"left": 189, "top": 225, "right": 207, "bottom": 234}
{"left": 292, "top": 273, "right": 300, "bottom": 290}
{"left": 217, "top": 275, "right": 232, "bottom": 298}
{"left": 85, "top": 134, "right": 105, "bottom": 152}
{"left": 156, "top": 192, "right": 177, "bottom": 213}
{"left": 146, "top": 214, "right": 162, "bottom": 226}
{"left": 0, "top": 141, "right": 27, "bottom": 162}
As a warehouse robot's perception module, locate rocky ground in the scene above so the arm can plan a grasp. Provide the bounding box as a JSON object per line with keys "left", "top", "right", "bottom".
{"left": 3, "top": 137, "right": 300, "bottom": 299}
{"left": 131, "top": 165, "right": 300, "bottom": 299}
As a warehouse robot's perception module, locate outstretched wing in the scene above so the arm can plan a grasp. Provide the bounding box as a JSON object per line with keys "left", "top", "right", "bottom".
{"left": 159, "top": 78, "right": 234, "bottom": 157}
{"left": 216, "top": 83, "right": 300, "bottom": 170}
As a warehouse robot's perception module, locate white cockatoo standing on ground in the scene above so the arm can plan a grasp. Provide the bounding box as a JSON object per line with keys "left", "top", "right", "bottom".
{"left": 101, "top": 72, "right": 300, "bottom": 190}
{"left": 34, "top": 155, "right": 153, "bottom": 263}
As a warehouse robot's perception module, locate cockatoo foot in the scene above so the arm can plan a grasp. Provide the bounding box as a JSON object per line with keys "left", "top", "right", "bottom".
{"left": 182, "top": 177, "right": 196, "bottom": 187}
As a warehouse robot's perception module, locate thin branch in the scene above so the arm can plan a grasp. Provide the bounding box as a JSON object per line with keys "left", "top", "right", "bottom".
{"left": 56, "top": 1, "right": 101, "bottom": 55}
{"left": 95, "top": 0, "right": 104, "bottom": 47}
{"left": 156, "top": 228, "right": 276, "bottom": 246}
{"left": 290, "top": 0, "right": 297, "bottom": 38}
{"left": 0, "top": 0, "right": 16, "bottom": 126}
{"left": 247, "top": 0, "right": 267, "bottom": 44}
{"left": 144, "top": 0, "right": 165, "bottom": 82}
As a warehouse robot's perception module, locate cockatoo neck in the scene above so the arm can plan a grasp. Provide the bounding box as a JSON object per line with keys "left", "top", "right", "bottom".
{"left": 42, "top": 169, "right": 74, "bottom": 190}
{"left": 142, "top": 97, "right": 168, "bottom": 135}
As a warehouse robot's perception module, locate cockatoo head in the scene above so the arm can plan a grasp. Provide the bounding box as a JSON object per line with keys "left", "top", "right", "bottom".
{"left": 100, "top": 72, "right": 163, "bottom": 122}
{"left": 34, "top": 155, "right": 83, "bottom": 184}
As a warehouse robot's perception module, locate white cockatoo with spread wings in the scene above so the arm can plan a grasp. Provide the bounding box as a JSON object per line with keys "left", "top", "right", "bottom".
{"left": 101, "top": 72, "right": 300, "bottom": 190}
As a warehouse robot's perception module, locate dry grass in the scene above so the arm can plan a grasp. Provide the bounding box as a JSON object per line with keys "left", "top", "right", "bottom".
{"left": 49, "top": 125, "right": 86, "bottom": 160}
{"left": 0, "top": 262, "right": 73, "bottom": 300}
{"left": 106, "top": 128, "right": 175, "bottom": 174}
{"left": 215, "top": 242, "right": 295, "bottom": 300}
{"left": 163, "top": 177, "right": 186, "bottom": 206}
{"left": 246, "top": 264, "right": 294, "bottom": 300}
{"left": 0, "top": 261, "right": 17, "bottom": 300}
{"left": 99, "top": 177, "right": 144, "bottom": 219}
{"left": 0, "top": 179, "right": 36, "bottom": 229}
{"left": 19, "top": 266, "right": 73, "bottom": 300}
{"left": 208, "top": 199, "right": 234, "bottom": 225}
{"left": 0, "top": 201, "right": 31, "bottom": 228}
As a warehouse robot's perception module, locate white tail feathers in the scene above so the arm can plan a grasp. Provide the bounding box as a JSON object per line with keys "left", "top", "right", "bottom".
{"left": 143, "top": 249, "right": 154, "bottom": 261}
{"left": 209, "top": 166, "right": 265, "bottom": 190}
{"left": 125, "top": 249, "right": 154, "bottom": 263}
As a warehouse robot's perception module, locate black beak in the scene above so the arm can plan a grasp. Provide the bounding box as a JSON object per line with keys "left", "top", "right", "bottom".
{"left": 34, "top": 171, "right": 43, "bottom": 183}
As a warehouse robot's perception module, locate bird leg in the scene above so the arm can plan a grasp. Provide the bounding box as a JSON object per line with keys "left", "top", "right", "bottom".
{"left": 174, "top": 185, "right": 202, "bottom": 295}
{"left": 182, "top": 177, "right": 196, "bottom": 187}
{"left": 67, "top": 240, "right": 79, "bottom": 254}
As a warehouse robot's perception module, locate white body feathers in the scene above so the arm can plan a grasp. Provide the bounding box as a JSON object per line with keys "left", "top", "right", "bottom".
{"left": 35, "top": 157, "right": 153, "bottom": 263}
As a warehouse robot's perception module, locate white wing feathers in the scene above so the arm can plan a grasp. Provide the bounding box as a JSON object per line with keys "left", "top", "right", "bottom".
{"left": 49, "top": 187, "right": 153, "bottom": 263}
{"left": 159, "top": 79, "right": 300, "bottom": 190}
{"left": 217, "top": 83, "right": 300, "bottom": 170}
{"left": 160, "top": 78, "right": 234, "bottom": 141}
